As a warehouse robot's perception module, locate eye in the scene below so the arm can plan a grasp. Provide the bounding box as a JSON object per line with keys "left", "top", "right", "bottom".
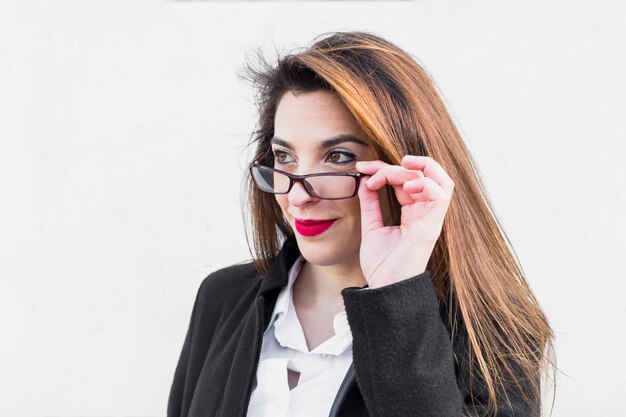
{"left": 327, "top": 150, "right": 355, "bottom": 164}
{"left": 272, "top": 150, "right": 293, "bottom": 164}
{"left": 271, "top": 149, "right": 356, "bottom": 165}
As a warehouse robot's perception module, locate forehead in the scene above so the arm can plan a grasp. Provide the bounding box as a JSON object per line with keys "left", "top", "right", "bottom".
{"left": 273, "top": 90, "right": 366, "bottom": 148}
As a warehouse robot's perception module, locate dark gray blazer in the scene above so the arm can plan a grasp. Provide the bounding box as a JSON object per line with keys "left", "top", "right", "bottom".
{"left": 167, "top": 234, "right": 538, "bottom": 417}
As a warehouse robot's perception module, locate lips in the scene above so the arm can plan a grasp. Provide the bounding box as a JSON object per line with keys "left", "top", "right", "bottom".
{"left": 294, "top": 218, "right": 337, "bottom": 237}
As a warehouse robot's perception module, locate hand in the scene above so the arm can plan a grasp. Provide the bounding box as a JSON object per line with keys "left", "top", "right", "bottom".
{"left": 355, "top": 155, "right": 455, "bottom": 289}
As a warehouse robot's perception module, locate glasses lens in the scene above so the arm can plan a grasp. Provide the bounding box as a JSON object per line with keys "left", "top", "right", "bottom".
{"left": 251, "top": 166, "right": 356, "bottom": 199}
{"left": 304, "top": 174, "right": 356, "bottom": 199}
{"left": 251, "top": 165, "right": 291, "bottom": 193}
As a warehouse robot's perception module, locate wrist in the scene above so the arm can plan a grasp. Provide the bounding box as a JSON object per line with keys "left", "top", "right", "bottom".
{"left": 368, "top": 267, "right": 428, "bottom": 289}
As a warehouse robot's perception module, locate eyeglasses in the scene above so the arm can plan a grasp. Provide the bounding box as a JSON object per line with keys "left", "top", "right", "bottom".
{"left": 249, "top": 148, "right": 365, "bottom": 200}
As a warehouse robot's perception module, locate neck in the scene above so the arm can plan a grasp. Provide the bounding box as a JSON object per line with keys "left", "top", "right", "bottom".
{"left": 293, "top": 254, "right": 367, "bottom": 311}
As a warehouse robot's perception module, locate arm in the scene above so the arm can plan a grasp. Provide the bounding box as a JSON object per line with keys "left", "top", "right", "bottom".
{"left": 341, "top": 270, "right": 540, "bottom": 417}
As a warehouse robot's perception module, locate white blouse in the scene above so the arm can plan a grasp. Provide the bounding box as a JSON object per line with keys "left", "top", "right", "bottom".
{"left": 246, "top": 254, "right": 354, "bottom": 417}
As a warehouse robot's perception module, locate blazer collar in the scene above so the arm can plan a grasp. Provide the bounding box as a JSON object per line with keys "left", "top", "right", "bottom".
{"left": 258, "top": 233, "right": 301, "bottom": 297}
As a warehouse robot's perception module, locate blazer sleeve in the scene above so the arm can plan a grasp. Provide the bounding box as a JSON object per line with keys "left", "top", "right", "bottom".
{"left": 341, "top": 271, "right": 540, "bottom": 417}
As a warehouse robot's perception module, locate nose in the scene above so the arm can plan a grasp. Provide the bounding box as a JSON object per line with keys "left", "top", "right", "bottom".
{"left": 287, "top": 180, "right": 318, "bottom": 206}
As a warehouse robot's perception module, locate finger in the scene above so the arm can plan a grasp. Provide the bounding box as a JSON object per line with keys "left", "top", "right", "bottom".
{"left": 403, "top": 177, "right": 449, "bottom": 202}
{"left": 357, "top": 174, "right": 384, "bottom": 235}
{"left": 365, "top": 165, "right": 424, "bottom": 190}
{"left": 357, "top": 161, "right": 419, "bottom": 205}
{"left": 401, "top": 155, "right": 455, "bottom": 192}
{"left": 355, "top": 160, "right": 389, "bottom": 174}
{"left": 390, "top": 183, "right": 416, "bottom": 205}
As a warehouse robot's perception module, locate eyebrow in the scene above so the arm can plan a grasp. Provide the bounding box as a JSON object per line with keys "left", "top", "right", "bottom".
{"left": 270, "top": 134, "right": 368, "bottom": 151}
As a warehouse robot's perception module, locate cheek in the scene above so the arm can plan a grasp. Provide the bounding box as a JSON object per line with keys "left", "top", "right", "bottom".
{"left": 342, "top": 198, "right": 362, "bottom": 224}
{"left": 275, "top": 195, "right": 289, "bottom": 216}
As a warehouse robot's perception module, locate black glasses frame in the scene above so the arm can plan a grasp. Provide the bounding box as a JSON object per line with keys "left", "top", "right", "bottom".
{"left": 248, "top": 147, "right": 366, "bottom": 200}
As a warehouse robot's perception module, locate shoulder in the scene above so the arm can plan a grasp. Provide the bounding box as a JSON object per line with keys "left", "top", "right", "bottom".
{"left": 174, "top": 261, "right": 263, "bottom": 384}
{"left": 195, "top": 260, "right": 261, "bottom": 308}
{"left": 189, "top": 261, "right": 262, "bottom": 316}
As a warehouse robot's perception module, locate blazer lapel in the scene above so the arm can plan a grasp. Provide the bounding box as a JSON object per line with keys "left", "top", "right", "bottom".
{"left": 206, "top": 234, "right": 304, "bottom": 417}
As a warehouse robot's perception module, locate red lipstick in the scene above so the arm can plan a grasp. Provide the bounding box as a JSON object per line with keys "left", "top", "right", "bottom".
{"left": 294, "top": 218, "right": 337, "bottom": 237}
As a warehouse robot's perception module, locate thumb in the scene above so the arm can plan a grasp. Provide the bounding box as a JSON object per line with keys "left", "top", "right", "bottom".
{"left": 357, "top": 175, "right": 384, "bottom": 236}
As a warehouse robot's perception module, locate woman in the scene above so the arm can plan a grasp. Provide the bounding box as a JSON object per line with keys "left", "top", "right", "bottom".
{"left": 167, "top": 32, "right": 555, "bottom": 417}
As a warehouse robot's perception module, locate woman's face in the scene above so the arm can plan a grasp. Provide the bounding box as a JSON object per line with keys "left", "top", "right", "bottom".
{"left": 272, "top": 90, "right": 375, "bottom": 267}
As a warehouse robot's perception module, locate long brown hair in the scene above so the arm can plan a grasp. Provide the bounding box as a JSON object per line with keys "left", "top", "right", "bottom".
{"left": 237, "top": 31, "right": 555, "bottom": 415}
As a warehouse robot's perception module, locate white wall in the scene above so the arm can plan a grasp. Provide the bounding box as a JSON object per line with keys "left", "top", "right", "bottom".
{"left": 0, "top": 0, "right": 624, "bottom": 416}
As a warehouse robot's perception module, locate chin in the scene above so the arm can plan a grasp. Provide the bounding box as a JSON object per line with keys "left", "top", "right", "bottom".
{"left": 294, "top": 232, "right": 359, "bottom": 267}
